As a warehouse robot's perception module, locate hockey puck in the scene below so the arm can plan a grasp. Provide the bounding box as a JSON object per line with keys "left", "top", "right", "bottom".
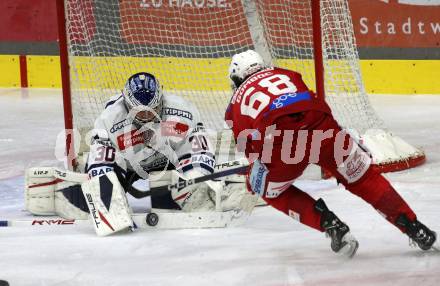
{"left": 146, "top": 213, "right": 159, "bottom": 226}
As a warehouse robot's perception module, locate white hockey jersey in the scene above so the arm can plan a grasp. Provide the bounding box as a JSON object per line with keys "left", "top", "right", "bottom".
{"left": 86, "top": 94, "right": 215, "bottom": 179}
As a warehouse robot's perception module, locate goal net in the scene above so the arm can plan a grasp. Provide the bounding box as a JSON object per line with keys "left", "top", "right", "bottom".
{"left": 59, "top": 0, "right": 425, "bottom": 172}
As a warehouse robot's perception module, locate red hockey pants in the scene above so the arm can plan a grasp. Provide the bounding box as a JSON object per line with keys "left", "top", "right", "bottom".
{"left": 246, "top": 111, "right": 416, "bottom": 232}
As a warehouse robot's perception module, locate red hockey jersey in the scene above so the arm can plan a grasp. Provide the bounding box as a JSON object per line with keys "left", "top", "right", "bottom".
{"left": 225, "top": 67, "right": 331, "bottom": 141}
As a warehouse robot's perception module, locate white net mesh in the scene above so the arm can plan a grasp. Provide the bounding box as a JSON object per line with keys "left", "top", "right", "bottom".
{"left": 64, "top": 0, "right": 424, "bottom": 169}
{"left": 66, "top": 0, "right": 250, "bottom": 134}
{"left": 254, "top": 0, "right": 383, "bottom": 131}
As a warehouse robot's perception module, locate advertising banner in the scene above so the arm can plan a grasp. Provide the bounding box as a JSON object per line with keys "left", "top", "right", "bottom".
{"left": 1, "top": 0, "right": 438, "bottom": 49}
{"left": 350, "top": 0, "right": 440, "bottom": 48}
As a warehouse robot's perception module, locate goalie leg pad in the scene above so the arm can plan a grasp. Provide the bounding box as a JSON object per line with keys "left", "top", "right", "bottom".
{"left": 81, "top": 172, "right": 133, "bottom": 236}
{"left": 25, "top": 168, "right": 88, "bottom": 219}
{"left": 25, "top": 170, "right": 57, "bottom": 215}
{"left": 55, "top": 183, "right": 89, "bottom": 219}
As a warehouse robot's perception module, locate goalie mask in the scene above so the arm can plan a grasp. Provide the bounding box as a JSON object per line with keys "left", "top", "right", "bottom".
{"left": 123, "top": 72, "right": 163, "bottom": 126}
{"left": 228, "top": 50, "right": 266, "bottom": 89}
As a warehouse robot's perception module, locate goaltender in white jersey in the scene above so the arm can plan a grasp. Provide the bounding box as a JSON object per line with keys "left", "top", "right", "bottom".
{"left": 25, "top": 72, "right": 246, "bottom": 236}
{"left": 86, "top": 74, "right": 218, "bottom": 212}
{"left": 91, "top": 94, "right": 208, "bottom": 180}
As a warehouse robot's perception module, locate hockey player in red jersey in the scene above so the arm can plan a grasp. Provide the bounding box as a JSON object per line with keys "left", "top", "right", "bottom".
{"left": 225, "top": 50, "right": 437, "bottom": 257}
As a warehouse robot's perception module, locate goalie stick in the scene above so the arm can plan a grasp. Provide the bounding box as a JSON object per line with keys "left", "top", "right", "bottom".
{"left": 5, "top": 183, "right": 258, "bottom": 231}
{"left": 40, "top": 159, "right": 248, "bottom": 183}
{"left": 41, "top": 159, "right": 249, "bottom": 199}
{"left": 0, "top": 207, "right": 250, "bottom": 229}
{"left": 127, "top": 163, "right": 249, "bottom": 199}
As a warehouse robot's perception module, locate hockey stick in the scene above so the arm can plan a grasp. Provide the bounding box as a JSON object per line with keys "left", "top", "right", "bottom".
{"left": 36, "top": 159, "right": 249, "bottom": 198}
{"left": 127, "top": 163, "right": 249, "bottom": 199}
{"left": 0, "top": 208, "right": 249, "bottom": 229}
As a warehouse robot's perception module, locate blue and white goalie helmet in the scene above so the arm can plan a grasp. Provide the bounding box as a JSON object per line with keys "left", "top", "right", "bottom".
{"left": 228, "top": 49, "right": 265, "bottom": 89}
{"left": 122, "top": 72, "right": 163, "bottom": 125}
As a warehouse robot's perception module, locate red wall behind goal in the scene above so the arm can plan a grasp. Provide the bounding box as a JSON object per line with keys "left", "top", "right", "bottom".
{"left": 0, "top": 0, "right": 58, "bottom": 42}
{"left": 0, "top": 0, "right": 438, "bottom": 51}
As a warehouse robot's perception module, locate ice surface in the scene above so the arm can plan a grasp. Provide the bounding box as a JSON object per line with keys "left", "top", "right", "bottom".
{"left": 0, "top": 88, "right": 439, "bottom": 286}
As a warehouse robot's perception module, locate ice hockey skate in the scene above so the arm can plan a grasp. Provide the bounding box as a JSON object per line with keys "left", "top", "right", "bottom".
{"left": 397, "top": 214, "right": 438, "bottom": 251}
{"left": 315, "top": 199, "right": 359, "bottom": 258}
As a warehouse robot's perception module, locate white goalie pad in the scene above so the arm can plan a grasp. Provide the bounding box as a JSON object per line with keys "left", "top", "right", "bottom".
{"left": 168, "top": 169, "right": 250, "bottom": 212}
{"left": 81, "top": 171, "right": 133, "bottom": 236}
{"left": 25, "top": 168, "right": 57, "bottom": 215}
{"left": 25, "top": 167, "right": 88, "bottom": 219}
{"left": 212, "top": 174, "right": 248, "bottom": 211}
{"left": 169, "top": 169, "right": 216, "bottom": 212}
